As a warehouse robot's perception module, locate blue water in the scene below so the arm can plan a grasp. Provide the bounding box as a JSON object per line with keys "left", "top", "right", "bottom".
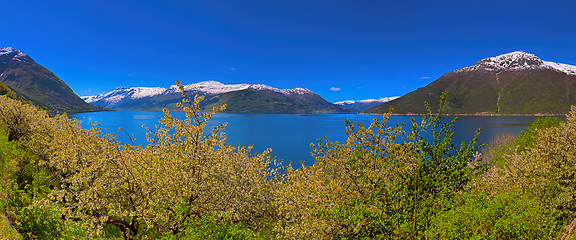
{"left": 71, "top": 111, "right": 536, "bottom": 168}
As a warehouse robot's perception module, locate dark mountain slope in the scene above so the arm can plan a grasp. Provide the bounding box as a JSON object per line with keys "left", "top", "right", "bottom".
{"left": 203, "top": 88, "right": 353, "bottom": 114}
{"left": 0, "top": 47, "right": 99, "bottom": 115}
{"left": 364, "top": 51, "right": 576, "bottom": 115}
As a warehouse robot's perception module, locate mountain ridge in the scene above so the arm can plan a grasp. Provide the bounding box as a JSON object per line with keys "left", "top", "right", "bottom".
{"left": 335, "top": 97, "right": 399, "bottom": 111}
{"left": 83, "top": 81, "right": 353, "bottom": 114}
{"left": 363, "top": 51, "right": 576, "bottom": 115}
{"left": 0, "top": 47, "right": 100, "bottom": 114}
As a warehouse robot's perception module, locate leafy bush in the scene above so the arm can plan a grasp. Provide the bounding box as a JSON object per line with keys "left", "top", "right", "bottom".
{"left": 428, "top": 190, "right": 557, "bottom": 239}
{"left": 513, "top": 116, "right": 563, "bottom": 152}
{"left": 38, "top": 81, "right": 281, "bottom": 238}
{"left": 160, "top": 215, "right": 266, "bottom": 240}
{"left": 276, "top": 95, "right": 483, "bottom": 239}
{"left": 479, "top": 109, "right": 576, "bottom": 237}
{"left": 5, "top": 86, "right": 576, "bottom": 239}
{"left": 0, "top": 95, "right": 50, "bottom": 142}
{"left": 0, "top": 123, "right": 63, "bottom": 239}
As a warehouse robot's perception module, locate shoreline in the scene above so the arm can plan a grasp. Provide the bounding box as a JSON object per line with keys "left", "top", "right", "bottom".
{"left": 358, "top": 112, "right": 565, "bottom": 117}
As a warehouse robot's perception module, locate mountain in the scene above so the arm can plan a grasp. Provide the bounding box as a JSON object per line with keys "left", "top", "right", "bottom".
{"left": 83, "top": 81, "right": 354, "bottom": 114}
{"left": 335, "top": 97, "right": 399, "bottom": 111}
{"left": 0, "top": 47, "right": 100, "bottom": 114}
{"left": 363, "top": 51, "right": 576, "bottom": 115}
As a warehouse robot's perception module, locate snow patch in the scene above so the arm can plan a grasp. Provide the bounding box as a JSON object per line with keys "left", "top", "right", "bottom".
{"left": 542, "top": 61, "right": 576, "bottom": 75}
{"left": 83, "top": 86, "right": 168, "bottom": 105}
{"left": 180, "top": 81, "right": 251, "bottom": 94}
{"left": 83, "top": 80, "right": 315, "bottom": 106}
{"left": 130, "top": 87, "right": 167, "bottom": 99}
{"left": 456, "top": 51, "right": 576, "bottom": 75}
{"left": 0, "top": 47, "right": 17, "bottom": 56}
{"left": 335, "top": 97, "right": 399, "bottom": 105}
{"left": 248, "top": 84, "right": 313, "bottom": 95}
{"left": 0, "top": 47, "right": 29, "bottom": 63}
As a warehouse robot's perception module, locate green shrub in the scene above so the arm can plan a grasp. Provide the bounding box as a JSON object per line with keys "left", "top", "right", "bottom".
{"left": 428, "top": 190, "right": 557, "bottom": 239}
{"left": 161, "top": 216, "right": 262, "bottom": 240}
{"left": 276, "top": 94, "right": 484, "bottom": 239}
{"left": 0, "top": 127, "right": 63, "bottom": 239}
{"left": 513, "top": 116, "right": 563, "bottom": 152}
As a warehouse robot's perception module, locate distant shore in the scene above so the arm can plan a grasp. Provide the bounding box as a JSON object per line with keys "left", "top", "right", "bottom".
{"left": 358, "top": 112, "right": 565, "bottom": 117}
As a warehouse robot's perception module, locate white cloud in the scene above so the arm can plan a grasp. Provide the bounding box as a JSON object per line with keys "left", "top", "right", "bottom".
{"left": 330, "top": 87, "right": 341, "bottom": 91}
{"left": 420, "top": 76, "right": 431, "bottom": 79}
{"left": 229, "top": 67, "right": 237, "bottom": 71}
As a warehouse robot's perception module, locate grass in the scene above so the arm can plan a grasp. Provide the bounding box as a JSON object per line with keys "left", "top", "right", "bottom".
{"left": 0, "top": 129, "right": 22, "bottom": 239}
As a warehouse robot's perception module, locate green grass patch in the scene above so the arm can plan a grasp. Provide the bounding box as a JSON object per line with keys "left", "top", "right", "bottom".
{"left": 0, "top": 129, "right": 22, "bottom": 239}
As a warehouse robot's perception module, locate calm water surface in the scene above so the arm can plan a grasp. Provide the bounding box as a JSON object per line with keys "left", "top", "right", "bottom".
{"left": 71, "top": 111, "right": 536, "bottom": 168}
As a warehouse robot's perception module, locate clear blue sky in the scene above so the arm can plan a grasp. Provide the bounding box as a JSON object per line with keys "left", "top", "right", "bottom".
{"left": 3, "top": 0, "right": 576, "bottom": 102}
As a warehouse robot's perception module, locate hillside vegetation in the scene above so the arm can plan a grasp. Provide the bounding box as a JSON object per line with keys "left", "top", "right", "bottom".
{"left": 2, "top": 86, "right": 576, "bottom": 239}
{"left": 0, "top": 81, "right": 19, "bottom": 100}
{"left": 365, "top": 52, "right": 576, "bottom": 115}
{"left": 365, "top": 70, "right": 576, "bottom": 115}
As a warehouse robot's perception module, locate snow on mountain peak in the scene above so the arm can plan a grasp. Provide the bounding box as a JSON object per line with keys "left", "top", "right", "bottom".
{"left": 456, "top": 51, "right": 576, "bottom": 75}
{"left": 248, "top": 84, "right": 313, "bottom": 95}
{"left": 470, "top": 51, "right": 542, "bottom": 71}
{"left": 335, "top": 97, "right": 399, "bottom": 105}
{"left": 542, "top": 61, "right": 576, "bottom": 75}
{"left": 83, "top": 86, "right": 168, "bottom": 105}
{"left": 0, "top": 47, "right": 29, "bottom": 62}
{"left": 130, "top": 87, "right": 167, "bottom": 99}
{"left": 179, "top": 81, "right": 251, "bottom": 94}
{"left": 84, "top": 81, "right": 315, "bottom": 106}
{"left": 0, "top": 47, "right": 19, "bottom": 55}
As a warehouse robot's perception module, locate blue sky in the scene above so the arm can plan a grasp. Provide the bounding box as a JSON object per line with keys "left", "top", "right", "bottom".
{"left": 3, "top": 0, "right": 576, "bottom": 102}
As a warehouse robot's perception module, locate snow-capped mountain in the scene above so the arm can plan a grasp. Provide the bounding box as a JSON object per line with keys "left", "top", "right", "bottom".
{"left": 335, "top": 97, "right": 399, "bottom": 111}
{"left": 83, "top": 81, "right": 352, "bottom": 114}
{"left": 0, "top": 47, "right": 29, "bottom": 62}
{"left": 456, "top": 51, "right": 576, "bottom": 75}
{"left": 0, "top": 47, "right": 99, "bottom": 114}
{"left": 83, "top": 87, "right": 167, "bottom": 106}
{"left": 83, "top": 81, "right": 315, "bottom": 106}
{"left": 365, "top": 51, "right": 576, "bottom": 115}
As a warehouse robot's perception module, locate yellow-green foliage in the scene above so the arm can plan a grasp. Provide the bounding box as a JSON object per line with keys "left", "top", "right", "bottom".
{"left": 5, "top": 85, "right": 576, "bottom": 239}
{"left": 38, "top": 82, "right": 282, "bottom": 238}
{"left": 428, "top": 190, "right": 557, "bottom": 239}
{"left": 0, "top": 95, "right": 51, "bottom": 142}
{"left": 0, "top": 96, "right": 65, "bottom": 239}
{"left": 483, "top": 109, "right": 576, "bottom": 218}
{"left": 276, "top": 98, "right": 483, "bottom": 239}
{"left": 466, "top": 111, "right": 576, "bottom": 238}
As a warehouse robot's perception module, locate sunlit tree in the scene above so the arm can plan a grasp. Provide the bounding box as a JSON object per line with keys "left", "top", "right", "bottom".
{"left": 41, "top": 81, "right": 281, "bottom": 239}
{"left": 275, "top": 94, "right": 482, "bottom": 239}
